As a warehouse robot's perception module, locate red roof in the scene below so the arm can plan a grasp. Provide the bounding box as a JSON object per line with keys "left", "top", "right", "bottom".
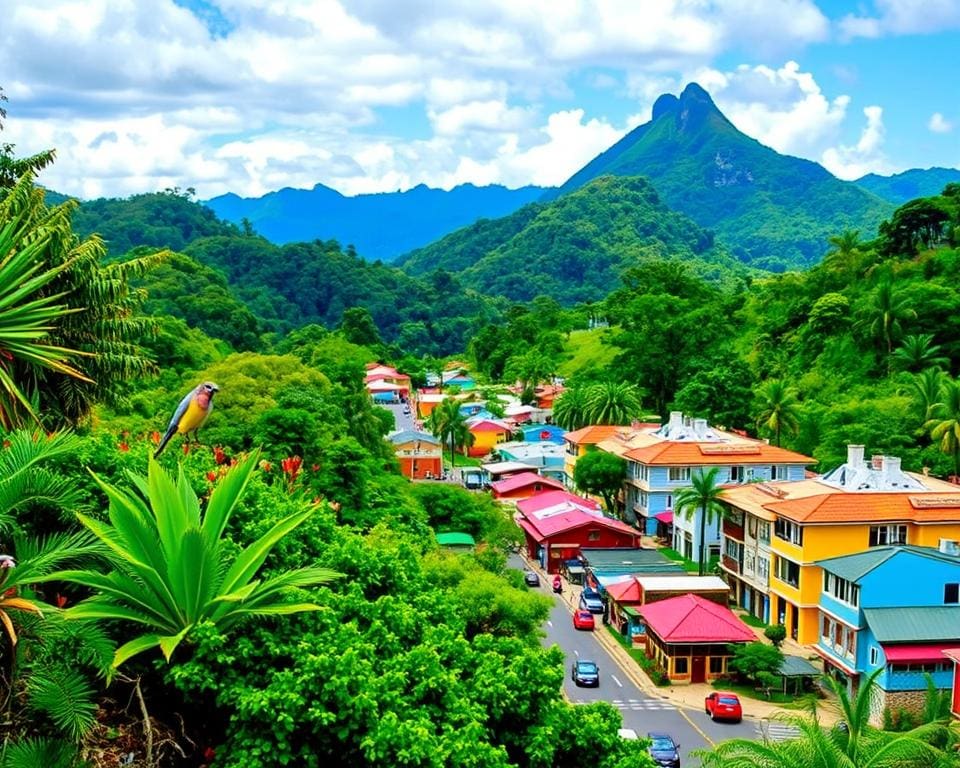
{"left": 604, "top": 578, "right": 642, "bottom": 603}
{"left": 517, "top": 490, "right": 600, "bottom": 515}
{"left": 884, "top": 644, "right": 958, "bottom": 663}
{"left": 468, "top": 419, "right": 512, "bottom": 433}
{"left": 517, "top": 508, "right": 642, "bottom": 540}
{"left": 654, "top": 511, "right": 673, "bottom": 524}
{"left": 490, "top": 472, "right": 565, "bottom": 495}
{"left": 639, "top": 594, "right": 755, "bottom": 644}
{"left": 624, "top": 440, "right": 812, "bottom": 466}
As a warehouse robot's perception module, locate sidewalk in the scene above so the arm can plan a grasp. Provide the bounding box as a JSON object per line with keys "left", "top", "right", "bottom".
{"left": 523, "top": 555, "right": 839, "bottom": 725}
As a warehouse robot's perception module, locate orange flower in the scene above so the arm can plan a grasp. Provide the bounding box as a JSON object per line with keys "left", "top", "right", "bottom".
{"left": 206, "top": 471, "right": 217, "bottom": 483}
{"left": 182, "top": 442, "right": 191, "bottom": 455}
{"left": 151, "top": 431, "right": 161, "bottom": 445}
{"left": 118, "top": 442, "right": 129, "bottom": 452}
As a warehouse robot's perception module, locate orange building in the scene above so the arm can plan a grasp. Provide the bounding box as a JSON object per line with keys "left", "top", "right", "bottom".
{"left": 387, "top": 430, "right": 442, "bottom": 480}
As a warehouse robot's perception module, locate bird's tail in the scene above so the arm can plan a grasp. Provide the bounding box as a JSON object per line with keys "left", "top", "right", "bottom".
{"left": 154, "top": 428, "right": 176, "bottom": 458}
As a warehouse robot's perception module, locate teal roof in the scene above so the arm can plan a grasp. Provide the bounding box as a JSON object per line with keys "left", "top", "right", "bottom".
{"left": 780, "top": 655, "right": 820, "bottom": 677}
{"left": 816, "top": 545, "right": 960, "bottom": 584}
{"left": 436, "top": 532, "right": 476, "bottom": 547}
{"left": 580, "top": 547, "right": 686, "bottom": 576}
{"left": 388, "top": 429, "right": 440, "bottom": 445}
{"left": 863, "top": 606, "right": 960, "bottom": 642}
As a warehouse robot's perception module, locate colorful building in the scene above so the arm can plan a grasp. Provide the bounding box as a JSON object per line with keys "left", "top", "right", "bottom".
{"left": 943, "top": 648, "right": 960, "bottom": 718}
{"left": 720, "top": 444, "right": 960, "bottom": 644}
{"left": 638, "top": 594, "right": 756, "bottom": 684}
{"left": 814, "top": 546, "right": 960, "bottom": 723}
{"left": 518, "top": 424, "right": 567, "bottom": 444}
{"left": 495, "top": 441, "right": 566, "bottom": 483}
{"left": 365, "top": 363, "right": 411, "bottom": 402}
{"left": 387, "top": 430, "right": 442, "bottom": 480}
{"left": 490, "top": 472, "right": 565, "bottom": 501}
{"left": 562, "top": 425, "right": 628, "bottom": 490}
{"left": 465, "top": 417, "right": 513, "bottom": 457}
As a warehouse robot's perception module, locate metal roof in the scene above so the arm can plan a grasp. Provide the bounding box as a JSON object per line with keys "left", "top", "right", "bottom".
{"left": 863, "top": 606, "right": 960, "bottom": 642}
{"left": 780, "top": 655, "right": 820, "bottom": 677}
{"left": 435, "top": 532, "right": 476, "bottom": 547}
{"left": 817, "top": 546, "right": 960, "bottom": 583}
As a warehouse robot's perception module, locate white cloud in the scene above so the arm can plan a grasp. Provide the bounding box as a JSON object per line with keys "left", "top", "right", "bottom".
{"left": 838, "top": 0, "right": 960, "bottom": 39}
{"left": 821, "top": 106, "right": 893, "bottom": 180}
{"left": 928, "top": 112, "right": 953, "bottom": 133}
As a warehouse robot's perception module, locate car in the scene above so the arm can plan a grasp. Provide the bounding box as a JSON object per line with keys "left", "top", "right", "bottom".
{"left": 578, "top": 590, "right": 604, "bottom": 614}
{"left": 647, "top": 732, "right": 681, "bottom": 767}
{"left": 571, "top": 659, "right": 600, "bottom": 687}
{"left": 618, "top": 728, "right": 639, "bottom": 740}
{"left": 402, "top": 405, "right": 411, "bottom": 415}
{"left": 572, "top": 609, "right": 595, "bottom": 631}
{"left": 523, "top": 570, "right": 541, "bottom": 587}
{"left": 704, "top": 691, "right": 743, "bottom": 723}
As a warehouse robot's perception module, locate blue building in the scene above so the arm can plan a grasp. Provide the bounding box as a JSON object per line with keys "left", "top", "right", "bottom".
{"left": 518, "top": 423, "right": 567, "bottom": 444}
{"left": 815, "top": 545, "right": 960, "bottom": 724}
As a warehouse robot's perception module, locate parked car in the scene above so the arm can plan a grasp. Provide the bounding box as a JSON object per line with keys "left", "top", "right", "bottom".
{"left": 578, "top": 590, "right": 604, "bottom": 614}
{"left": 571, "top": 660, "right": 600, "bottom": 687}
{"left": 704, "top": 691, "right": 743, "bottom": 723}
{"left": 618, "top": 728, "right": 639, "bottom": 740}
{"left": 647, "top": 733, "right": 681, "bottom": 767}
{"left": 524, "top": 570, "right": 541, "bottom": 587}
{"left": 572, "top": 610, "right": 595, "bottom": 631}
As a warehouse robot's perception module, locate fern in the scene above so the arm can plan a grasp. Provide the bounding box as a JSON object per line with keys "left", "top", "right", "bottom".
{"left": 25, "top": 667, "right": 98, "bottom": 741}
{"left": 0, "top": 737, "right": 76, "bottom": 768}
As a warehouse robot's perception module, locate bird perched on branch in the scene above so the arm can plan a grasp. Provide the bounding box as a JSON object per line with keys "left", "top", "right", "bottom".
{"left": 154, "top": 381, "right": 220, "bottom": 458}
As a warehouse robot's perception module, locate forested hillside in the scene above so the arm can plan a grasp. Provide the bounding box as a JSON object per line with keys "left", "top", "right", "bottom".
{"left": 856, "top": 167, "right": 960, "bottom": 203}
{"left": 401, "top": 175, "right": 749, "bottom": 303}
{"left": 545, "top": 83, "right": 893, "bottom": 271}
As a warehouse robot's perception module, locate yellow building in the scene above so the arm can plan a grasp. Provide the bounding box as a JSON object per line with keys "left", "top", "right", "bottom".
{"left": 562, "top": 425, "right": 628, "bottom": 490}
{"left": 720, "top": 445, "right": 960, "bottom": 645}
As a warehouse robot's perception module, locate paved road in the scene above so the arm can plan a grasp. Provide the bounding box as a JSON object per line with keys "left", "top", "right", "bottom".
{"left": 383, "top": 401, "right": 415, "bottom": 432}
{"left": 513, "top": 557, "right": 759, "bottom": 766}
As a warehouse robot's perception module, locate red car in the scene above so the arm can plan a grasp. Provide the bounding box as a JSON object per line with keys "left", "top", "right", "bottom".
{"left": 705, "top": 691, "right": 742, "bottom": 723}
{"left": 572, "top": 610, "right": 595, "bottom": 631}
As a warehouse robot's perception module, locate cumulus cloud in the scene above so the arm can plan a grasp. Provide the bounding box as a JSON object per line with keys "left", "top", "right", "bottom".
{"left": 838, "top": 0, "right": 960, "bottom": 39}
{"left": 821, "top": 106, "right": 893, "bottom": 180}
{"left": 928, "top": 113, "right": 953, "bottom": 133}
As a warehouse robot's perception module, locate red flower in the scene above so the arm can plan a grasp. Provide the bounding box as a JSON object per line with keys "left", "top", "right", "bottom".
{"left": 213, "top": 445, "right": 227, "bottom": 465}
{"left": 55, "top": 593, "right": 68, "bottom": 608}
{"left": 118, "top": 442, "right": 129, "bottom": 453}
{"left": 151, "top": 431, "right": 161, "bottom": 445}
{"left": 2, "top": 440, "right": 9, "bottom": 449}
{"left": 206, "top": 471, "right": 217, "bottom": 483}
{"left": 203, "top": 747, "right": 216, "bottom": 761}
{"left": 311, "top": 463, "right": 320, "bottom": 472}
{"left": 182, "top": 442, "right": 191, "bottom": 455}
{"left": 259, "top": 460, "right": 272, "bottom": 472}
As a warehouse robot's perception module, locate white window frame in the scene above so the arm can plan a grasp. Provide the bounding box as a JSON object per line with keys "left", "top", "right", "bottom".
{"left": 668, "top": 466, "right": 691, "bottom": 482}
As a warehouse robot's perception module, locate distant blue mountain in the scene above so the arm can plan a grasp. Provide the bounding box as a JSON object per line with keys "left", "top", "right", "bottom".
{"left": 204, "top": 182, "right": 548, "bottom": 262}
{"left": 854, "top": 167, "right": 960, "bottom": 204}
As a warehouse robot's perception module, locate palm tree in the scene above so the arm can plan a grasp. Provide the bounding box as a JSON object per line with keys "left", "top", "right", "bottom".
{"left": 863, "top": 280, "right": 916, "bottom": 368}
{"left": 925, "top": 377, "right": 960, "bottom": 479}
{"left": 754, "top": 380, "right": 801, "bottom": 447}
{"left": 891, "top": 334, "right": 949, "bottom": 373}
{"left": 674, "top": 468, "right": 727, "bottom": 576}
{"left": 823, "top": 229, "right": 861, "bottom": 273}
{"left": 583, "top": 381, "right": 643, "bottom": 425}
{"left": 46, "top": 452, "right": 340, "bottom": 669}
{"left": 427, "top": 397, "right": 472, "bottom": 467}
{"left": 696, "top": 668, "right": 951, "bottom": 768}
{"left": 906, "top": 367, "right": 946, "bottom": 426}
{"left": 552, "top": 387, "right": 590, "bottom": 431}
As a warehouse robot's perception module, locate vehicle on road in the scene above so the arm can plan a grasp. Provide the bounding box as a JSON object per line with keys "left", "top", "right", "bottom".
{"left": 571, "top": 660, "right": 600, "bottom": 687}
{"left": 402, "top": 405, "right": 411, "bottom": 415}
{"left": 647, "top": 732, "right": 681, "bottom": 767}
{"left": 618, "top": 728, "right": 638, "bottom": 740}
{"left": 572, "top": 610, "right": 595, "bottom": 631}
{"left": 578, "top": 590, "right": 604, "bottom": 614}
{"left": 704, "top": 691, "right": 743, "bottom": 723}
{"left": 524, "top": 570, "right": 541, "bottom": 587}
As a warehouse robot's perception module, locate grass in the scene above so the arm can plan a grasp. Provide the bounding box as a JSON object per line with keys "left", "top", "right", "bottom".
{"left": 605, "top": 626, "right": 671, "bottom": 686}
{"left": 660, "top": 547, "right": 718, "bottom": 575}
{"left": 557, "top": 328, "right": 618, "bottom": 378}
{"left": 711, "top": 679, "right": 817, "bottom": 707}
{"left": 737, "top": 612, "right": 769, "bottom": 629}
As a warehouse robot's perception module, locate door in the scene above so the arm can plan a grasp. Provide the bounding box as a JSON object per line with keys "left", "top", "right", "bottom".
{"left": 691, "top": 656, "right": 706, "bottom": 683}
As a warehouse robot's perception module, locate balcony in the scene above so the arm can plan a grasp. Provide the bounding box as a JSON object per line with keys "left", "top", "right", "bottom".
{"left": 721, "top": 554, "right": 741, "bottom": 575}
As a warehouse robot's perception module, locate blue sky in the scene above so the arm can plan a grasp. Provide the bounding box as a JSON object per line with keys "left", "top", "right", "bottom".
{"left": 1, "top": 0, "right": 957, "bottom": 199}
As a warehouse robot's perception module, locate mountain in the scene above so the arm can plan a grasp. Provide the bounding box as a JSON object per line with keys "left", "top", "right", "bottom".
{"left": 855, "top": 167, "right": 960, "bottom": 203}
{"left": 204, "top": 182, "right": 547, "bottom": 261}
{"left": 399, "top": 175, "right": 749, "bottom": 304}
{"left": 544, "top": 83, "right": 894, "bottom": 271}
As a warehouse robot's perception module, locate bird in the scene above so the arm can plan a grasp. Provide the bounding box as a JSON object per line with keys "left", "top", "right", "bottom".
{"left": 154, "top": 381, "right": 220, "bottom": 458}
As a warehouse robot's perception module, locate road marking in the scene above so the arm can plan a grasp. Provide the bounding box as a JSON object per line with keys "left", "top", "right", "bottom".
{"left": 574, "top": 699, "right": 676, "bottom": 711}
{"left": 611, "top": 674, "right": 623, "bottom": 688}
{"left": 574, "top": 649, "right": 579, "bottom": 657}
{"left": 546, "top": 620, "right": 553, "bottom": 627}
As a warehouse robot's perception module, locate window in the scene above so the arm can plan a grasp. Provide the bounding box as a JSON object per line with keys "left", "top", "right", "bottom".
{"left": 868, "top": 524, "right": 907, "bottom": 547}
{"left": 709, "top": 657, "right": 725, "bottom": 674}
{"left": 640, "top": 491, "right": 648, "bottom": 508}
{"left": 747, "top": 517, "right": 757, "bottom": 537}
{"left": 774, "top": 518, "right": 803, "bottom": 546}
{"left": 674, "top": 657, "right": 688, "bottom": 675}
{"left": 869, "top": 646, "right": 879, "bottom": 666}
{"left": 819, "top": 612, "right": 856, "bottom": 661}
{"left": 730, "top": 466, "right": 744, "bottom": 483}
{"left": 774, "top": 556, "right": 800, "bottom": 587}
{"left": 770, "top": 465, "right": 781, "bottom": 480}
{"left": 940, "top": 539, "right": 960, "bottom": 556}
{"left": 757, "top": 521, "right": 771, "bottom": 544}
{"left": 725, "top": 538, "right": 743, "bottom": 560}
{"left": 945, "top": 583, "right": 960, "bottom": 604}
{"left": 669, "top": 467, "right": 691, "bottom": 482}
{"left": 587, "top": 530, "right": 601, "bottom": 542}
{"left": 823, "top": 572, "right": 860, "bottom": 607}
{"left": 757, "top": 557, "right": 770, "bottom": 580}
{"left": 744, "top": 553, "right": 756, "bottom": 575}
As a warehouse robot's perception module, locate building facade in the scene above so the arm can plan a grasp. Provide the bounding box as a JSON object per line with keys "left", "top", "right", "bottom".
{"left": 387, "top": 430, "right": 442, "bottom": 480}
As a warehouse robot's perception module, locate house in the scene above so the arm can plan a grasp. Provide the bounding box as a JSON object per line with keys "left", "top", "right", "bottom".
{"left": 495, "top": 441, "right": 567, "bottom": 483}
{"left": 387, "top": 430, "right": 443, "bottom": 480}
{"left": 562, "top": 425, "right": 629, "bottom": 490}
{"left": 480, "top": 460, "right": 540, "bottom": 486}
{"left": 365, "top": 363, "right": 411, "bottom": 402}
{"left": 465, "top": 417, "right": 513, "bottom": 457}
{"left": 441, "top": 369, "right": 475, "bottom": 390}
{"left": 943, "top": 648, "right": 960, "bottom": 718}
{"left": 490, "top": 472, "right": 565, "bottom": 501}
{"left": 533, "top": 384, "right": 564, "bottom": 410}
{"left": 813, "top": 545, "right": 960, "bottom": 724}
{"left": 719, "top": 444, "right": 960, "bottom": 644}
{"left": 518, "top": 424, "right": 567, "bottom": 445}
{"left": 619, "top": 412, "right": 812, "bottom": 561}
{"left": 515, "top": 502, "right": 643, "bottom": 573}
{"left": 415, "top": 392, "right": 448, "bottom": 419}
{"left": 637, "top": 594, "right": 756, "bottom": 684}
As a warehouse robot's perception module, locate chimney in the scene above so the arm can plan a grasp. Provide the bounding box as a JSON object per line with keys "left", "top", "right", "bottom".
{"left": 668, "top": 411, "right": 683, "bottom": 434}
{"left": 693, "top": 418, "right": 708, "bottom": 439}
{"left": 846, "top": 445, "right": 865, "bottom": 468}
{"left": 871, "top": 455, "right": 883, "bottom": 471}
{"left": 881, "top": 456, "right": 901, "bottom": 480}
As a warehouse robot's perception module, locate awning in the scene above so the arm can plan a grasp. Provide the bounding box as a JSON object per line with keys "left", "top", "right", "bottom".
{"left": 883, "top": 644, "right": 957, "bottom": 663}
{"left": 654, "top": 511, "right": 673, "bottom": 524}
